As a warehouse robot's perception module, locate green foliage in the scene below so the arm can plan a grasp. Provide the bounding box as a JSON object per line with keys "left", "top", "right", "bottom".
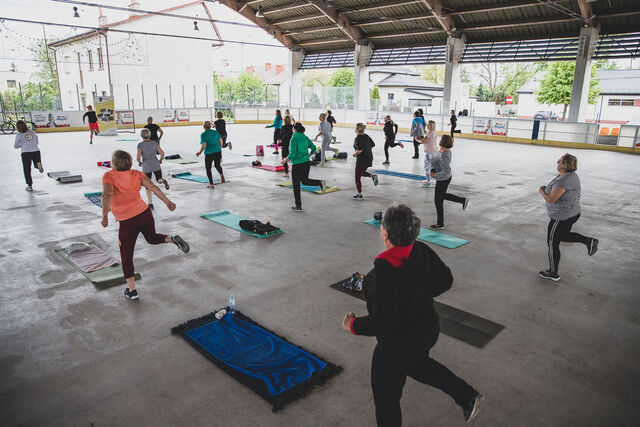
{"left": 594, "top": 59, "right": 618, "bottom": 71}
{"left": 417, "top": 65, "right": 445, "bottom": 84}
{"left": 213, "top": 72, "right": 277, "bottom": 106}
{"left": 535, "top": 61, "right": 600, "bottom": 118}
{"left": 328, "top": 68, "right": 354, "bottom": 87}
{"left": 370, "top": 86, "right": 380, "bottom": 99}
{"left": 460, "top": 66, "right": 470, "bottom": 83}
{"left": 302, "top": 70, "right": 331, "bottom": 87}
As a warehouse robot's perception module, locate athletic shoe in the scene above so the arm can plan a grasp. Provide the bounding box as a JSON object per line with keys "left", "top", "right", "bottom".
{"left": 37, "top": 162, "right": 44, "bottom": 173}
{"left": 430, "top": 224, "right": 444, "bottom": 230}
{"left": 463, "top": 392, "right": 484, "bottom": 423}
{"left": 272, "top": 151, "right": 279, "bottom": 155}
{"left": 382, "top": 161, "right": 390, "bottom": 165}
{"left": 291, "top": 206, "right": 303, "bottom": 213}
{"left": 399, "top": 143, "right": 405, "bottom": 149}
{"left": 207, "top": 184, "right": 215, "bottom": 189}
{"left": 422, "top": 181, "right": 433, "bottom": 188}
{"left": 172, "top": 235, "right": 190, "bottom": 253}
{"left": 321, "top": 180, "right": 327, "bottom": 192}
{"left": 220, "top": 174, "right": 226, "bottom": 183}
{"left": 588, "top": 238, "right": 599, "bottom": 256}
{"left": 89, "top": 140, "right": 93, "bottom": 144}
{"left": 228, "top": 142, "right": 232, "bottom": 150}
{"left": 412, "top": 155, "right": 419, "bottom": 159}
{"left": 463, "top": 198, "right": 469, "bottom": 210}
{"left": 162, "top": 179, "right": 170, "bottom": 190}
{"left": 353, "top": 194, "right": 363, "bottom": 201}
{"left": 283, "top": 173, "right": 289, "bottom": 178}
{"left": 25, "top": 185, "right": 33, "bottom": 192}
{"left": 148, "top": 203, "right": 154, "bottom": 210}
{"left": 372, "top": 174, "right": 379, "bottom": 186}
{"left": 538, "top": 270, "right": 560, "bottom": 281}
{"left": 124, "top": 288, "right": 139, "bottom": 300}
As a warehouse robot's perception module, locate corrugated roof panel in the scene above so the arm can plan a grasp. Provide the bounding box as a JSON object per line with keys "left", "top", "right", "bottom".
{"left": 292, "top": 29, "right": 347, "bottom": 42}
{"left": 304, "top": 41, "right": 356, "bottom": 53}
{"left": 278, "top": 17, "right": 334, "bottom": 32}
{"left": 265, "top": 5, "right": 320, "bottom": 22}
{"left": 372, "top": 33, "right": 448, "bottom": 49}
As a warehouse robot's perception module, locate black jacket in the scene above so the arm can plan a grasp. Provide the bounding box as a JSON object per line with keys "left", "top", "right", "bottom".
{"left": 354, "top": 133, "right": 375, "bottom": 167}
{"left": 383, "top": 121, "right": 398, "bottom": 139}
{"left": 279, "top": 124, "right": 293, "bottom": 147}
{"left": 352, "top": 241, "right": 453, "bottom": 347}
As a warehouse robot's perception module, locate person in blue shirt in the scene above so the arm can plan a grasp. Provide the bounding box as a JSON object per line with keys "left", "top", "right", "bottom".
{"left": 196, "top": 121, "right": 224, "bottom": 188}
{"left": 410, "top": 110, "right": 426, "bottom": 159}
{"left": 265, "top": 109, "right": 283, "bottom": 155}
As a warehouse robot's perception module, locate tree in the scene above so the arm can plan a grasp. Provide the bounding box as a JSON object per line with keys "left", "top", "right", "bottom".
{"left": 460, "top": 66, "right": 470, "bottom": 83}
{"left": 594, "top": 59, "right": 618, "bottom": 71}
{"left": 536, "top": 61, "right": 600, "bottom": 119}
{"left": 370, "top": 86, "right": 380, "bottom": 99}
{"left": 417, "top": 65, "right": 445, "bottom": 84}
{"left": 302, "top": 70, "right": 331, "bottom": 87}
{"left": 328, "top": 68, "right": 354, "bottom": 87}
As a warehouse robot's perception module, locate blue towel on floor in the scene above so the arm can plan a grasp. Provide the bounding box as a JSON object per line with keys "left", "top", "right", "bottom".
{"left": 184, "top": 313, "right": 327, "bottom": 396}
{"left": 373, "top": 169, "right": 425, "bottom": 181}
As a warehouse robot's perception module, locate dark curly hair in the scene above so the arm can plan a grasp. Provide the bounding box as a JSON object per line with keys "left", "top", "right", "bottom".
{"left": 381, "top": 203, "right": 421, "bottom": 246}
{"left": 293, "top": 122, "right": 306, "bottom": 133}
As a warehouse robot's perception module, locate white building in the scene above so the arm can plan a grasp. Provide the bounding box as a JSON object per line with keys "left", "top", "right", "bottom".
{"left": 0, "top": 69, "right": 29, "bottom": 94}
{"left": 50, "top": 1, "right": 223, "bottom": 111}
{"left": 517, "top": 69, "right": 640, "bottom": 124}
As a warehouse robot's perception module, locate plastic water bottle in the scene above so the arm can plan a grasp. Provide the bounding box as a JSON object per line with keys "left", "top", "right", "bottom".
{"left": 229, "top": 294, "right": 236, "bottom": 314}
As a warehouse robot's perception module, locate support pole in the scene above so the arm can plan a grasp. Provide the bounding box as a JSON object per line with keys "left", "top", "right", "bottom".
{"left": 141, "top": 84, "right": 145, "bottom": 109}
{"left": 568, "top": 26, "right": 599, "bottom": 122}
{"left": 353, "top": 43, "right": 372, "bottom": 111}
{"left": 442, "top": 35, "right": 466, "bottom": 116}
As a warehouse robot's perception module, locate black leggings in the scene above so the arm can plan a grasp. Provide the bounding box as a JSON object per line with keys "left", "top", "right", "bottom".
{"left": 371, "top": 340, "right": 476, "bottom": 427}
{"left": 221, "top": 134, "right": 229, "bottom": 148}
{"left": 547, "top": 214, "right": 590, "bottom": 272}
{"left": 273, "top": 129, "right": 281, "bottom": 152}
{"left": 384, "top": 136, "right": 400, "bottom": 161}
{"left": 280, "top": 143, "right": 290, "bottom": 174}
{"left": 204, "top": 152, "right": 223, "bottom": 184}
{"left": 291, "top": 162, "right": 321, "bottom": 208}
{"left": 434, "top": 176, "right": 466, "bottom": 226}
{"left": 412, "top": 138, "right": 420, "bottom": 157}
{"left": 21, "top": 151, "right": 41, "bottom": 185}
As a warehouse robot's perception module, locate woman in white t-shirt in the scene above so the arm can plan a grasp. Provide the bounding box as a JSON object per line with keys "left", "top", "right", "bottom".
{"left": 13, "top": 120, "right": 43, "bottom": 192}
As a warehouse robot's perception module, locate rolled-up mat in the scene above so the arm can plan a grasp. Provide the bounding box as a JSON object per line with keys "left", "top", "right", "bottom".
{"left": 47, "top": 171, "right": 83, "bottom": 183}
{"left": 276, "top": 181, "right": 339, "bottom": 194}
{"left": 172, "top": 309, "right": 341, "bottom": 411}
{"left": 97, "top": 161, "right": 111, "bottom": 168}
{"left": 329, "top": 279, "right": 504, "bottom": 348}
{"left": 201, "top": 210, "right": 283, "bottom": 238}
{"left": 372, "top": 169, "right": 425, "bottom": 181}
{"left": 166, "top": 155, "right": 198, "bottom": 164}
{"left": 55, "top": 243, "right": 140, "bottom": 289}
{"left": 84, "top": 191, "right": 102, "bottom": 207}
{"left": 171, "top": 172, "right": 219, "bottom": 184}
{"left": 364, "top": 219, "right": 469, "bottom": 249}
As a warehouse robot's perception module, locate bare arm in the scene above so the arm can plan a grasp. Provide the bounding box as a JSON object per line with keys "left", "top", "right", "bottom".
{"left": 141, "top": 175, "right": 175, "bottom": 210}
{"left": 157, "top": 145, "right": 165, "bottom": 163}
{"left": 101, "top": 182, "right": 114, "bottom": 227}
{"left": 136, "top": 147, "right": 142, "bottom": 166}
{"left": 196, "top": 142, "right": 206, "bottom": 156}
{"left": 219, "top": 138, "right": 223, "bottom": 149}
{"left": 158, "top": 127, "right": 164, "bottom": 140}
{"left": 352, "top": 149, "right": 363, "bottom": 157}
{"left": 539, "top": 186, "right": 566, "bottom": 203}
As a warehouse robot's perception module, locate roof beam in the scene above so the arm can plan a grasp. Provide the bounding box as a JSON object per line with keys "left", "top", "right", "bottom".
{"left": 352, "top": 14, "right": 436, "bottom": 27}
{"left": 296, "top": 37, "right": 352, "bottom": 47}
{"left": 261, "top": 2, "right": 314, "bottom": 15}
{"left": 270, "top": 13, "right": 325, "bottom": 26}
{"left": 576, "top": 0, "right": 592, "bottom": 23}
{"left": 284, "top": 24, "right": 341, "bottom": 35}
{"left": 418, "top": 1, "right": 454, "bottom": 35}
{"left": 459, "top": 15, "right": 580, "bottom": 31}
{"left": 308, "top": 1, "right": 363, "bottom": 43}
{"left": 450, "top": 0, "right": 572, "bottom": 15}
{"left": 216, "top": 0, "right": 297, "bottom": 49}
{"left": 366, "top": 28, "right": 443, "bottom": 39}
{"left": 343, "top": 0, "right": 422, "bottom": 14}
{"left": 597, "top": 8, "right": 640, "bottom": 19}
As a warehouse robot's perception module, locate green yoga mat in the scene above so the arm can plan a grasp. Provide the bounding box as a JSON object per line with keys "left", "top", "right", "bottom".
{"left": 55, "top": 245, "right": 141, "bottom": 289}
{"left": 172, "top": 172, "right": 219, "bottom": 184}
{"left": 201, "top": 210, "right": 283, "bottom": 239}
{"left": 166, "top": 158, "right": 198, "bottom": 165}
{"left": 364, "top": 219, "right": 469, "bottom": 249}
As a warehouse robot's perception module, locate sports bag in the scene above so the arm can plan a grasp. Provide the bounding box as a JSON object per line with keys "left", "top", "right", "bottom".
{"left": 239, "top": 219, "right": 280, "bottom": 235}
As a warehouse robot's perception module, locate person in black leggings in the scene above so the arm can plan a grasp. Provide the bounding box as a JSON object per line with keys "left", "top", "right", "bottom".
{"left": 382, "top": 115, "right": 403, "bottom": 165}
{"left": 429, "top": 135, "right": 468, "bottom": 229}
{"left": 449, "top": 109, "right": 461, "bottom": 137}
{"left": 279, "top": 115, "right": 293, "bottom": 177}
{"left": 195, "top": 121, "right": 224, "bottom": 188}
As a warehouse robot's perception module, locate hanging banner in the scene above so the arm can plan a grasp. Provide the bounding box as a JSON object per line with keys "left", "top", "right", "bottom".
{"left": 32, "top": 111, "right": 70, "bottom": 128}
{"left": 473, "top": 119, "right": 506, "bottom": 136}
{"left": 95, "top": 95, "right": 117, "bottom": 135}
{"left": 116, "top": 111, "right": 135, "bottom": 125}
{"left": 164, "top": 110, "right": 189, "bottom": 123}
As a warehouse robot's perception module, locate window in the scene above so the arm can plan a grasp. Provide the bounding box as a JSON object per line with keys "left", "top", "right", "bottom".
{"left": 63, "top": 56, "right": 70, "bottom": 75}
{"left": 88, "top": 50, "right": 94, "bottom": 70}
{"left": 621, "top": 99, "right": 634, "bottom": 106}
{"left": 77, "top": 52, "right": 84, "bottom": 88}
{"left": 608, "top": 99, "right": 621, "bottom": 106}
{"left": 97, "top": 47, "right": 104, "bottom": 70}
{"left": 7, "top": 80, "right": 16, "bottom": 88}
{"left": 608, "top": 98, "right": 636, "bottom": 106}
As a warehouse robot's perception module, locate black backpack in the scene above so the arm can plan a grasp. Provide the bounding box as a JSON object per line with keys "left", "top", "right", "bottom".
{"left": 239, "top": 219, "right": 280, "bottom": 235}
{"left": 336, "top": 152, "right": 347, "bottom": 159}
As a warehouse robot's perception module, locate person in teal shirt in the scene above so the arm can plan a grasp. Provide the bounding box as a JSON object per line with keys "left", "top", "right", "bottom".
{"left": 196, "top": 120, "right": 224, "bottom": 188}
{"left": 281, "top": 122, "right": 326, "bottom": 212}
{"left": 265, "top": 109, "right": 283, "bottom": 154}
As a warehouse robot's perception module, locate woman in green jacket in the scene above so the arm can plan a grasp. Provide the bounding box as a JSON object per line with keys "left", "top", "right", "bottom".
{"left": 282, "top": 122, "right": 326, "bottom": 212}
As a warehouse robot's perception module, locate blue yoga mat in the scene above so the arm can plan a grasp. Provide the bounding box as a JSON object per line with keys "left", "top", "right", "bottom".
{"left": 172, "top": 310, "right": 341, "bottom": 411}
{"left": 373, "top": 169, "right": 426, "bottom": 181}
{"left": 84, "top": 191, "right": 102, "bottom": 207}
{"left": 172, "top": 172, "right": 218, "bottom": 184}
{"left": 364, "top": 219, "right": 469, "bottom": 249}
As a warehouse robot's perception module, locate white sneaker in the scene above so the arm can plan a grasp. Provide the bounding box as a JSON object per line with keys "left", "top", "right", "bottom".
{"left": 25, "top": 185, "right": 33, "bottom": 192}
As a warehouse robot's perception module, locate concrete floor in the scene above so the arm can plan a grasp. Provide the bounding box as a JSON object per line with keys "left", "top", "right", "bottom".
{"left": 0, "top": 123, "right": 638, "bottom": 426}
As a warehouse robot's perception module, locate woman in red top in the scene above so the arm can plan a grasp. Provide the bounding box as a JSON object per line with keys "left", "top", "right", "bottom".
{"left": 101, "top": 150, "right": 190, "bottom": 300}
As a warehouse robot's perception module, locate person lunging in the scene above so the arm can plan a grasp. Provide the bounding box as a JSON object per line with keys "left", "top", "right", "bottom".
{"left": 137, "top": 128, "right": 169, "bottom": 209}
{"left": 429, "top": 135, "right": 468, "bottom": 229}
{"left": 196, "top": 121, "right": 225, "bottom": 188}
{"left": 353, "top": 123, "right": 378, "bottom": 200}
{"left": 382, "top": 115, "right": 402, "bottom": 165}
{"left": 14, "top": 120, "right": 43, "bottom": 192}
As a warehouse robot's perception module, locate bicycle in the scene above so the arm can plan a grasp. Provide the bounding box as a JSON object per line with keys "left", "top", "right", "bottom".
{"left": 1, "top": 115, "right": 37, "bottom": 135}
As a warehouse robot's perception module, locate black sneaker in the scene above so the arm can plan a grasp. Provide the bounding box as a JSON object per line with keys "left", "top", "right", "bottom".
{"left": 372, "top": 174, "right": 379, "bottom": 186}
{"left": 538, "top": 270, "right": 560, "bottom": 281}
{"left": 228, "top": 141, "right": 232, "bottom": 150}
{"left": 172, "top": 235, "right": 190, "bottom": 253}
{"left": 430, "top": 224, "right": 445, "bottom": 230}
{"left": 291, "top": 206, "right": 303, "bottom": 213}
{"left": 412, "top": 155, "right": 419, "bottom": 159}
{"left": 588, "top": 238, "right": 598, "bottom": 256}
{"left": 148, "top": 203, "right": 154, "bottom": 210}
{"left": 90, "top": 140, "right": 93, "bottom": 144}
{"left": 162, "top": 179, "right": 170, "bottom": 190}
{"left": 124, "top": 288, "right": 139, "bottom": 300}
{"left": 463, "top": 198, "right": 469, "bottom": 210}
{"left": 272, "top": 151, "right": 279, "bottom": 155}
{"left": 353, "top": 194, "right": 363, "bottom": 201}
{"left": 382, "top": 161, "right": 390, "bottom": 165}
{"left": 463, "top": 392, "right": 484, "bottom": 423}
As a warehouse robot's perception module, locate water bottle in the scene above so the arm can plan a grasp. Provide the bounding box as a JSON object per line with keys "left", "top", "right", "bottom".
{"left": 229, "top": 294, "right": 236, "bottom": 314}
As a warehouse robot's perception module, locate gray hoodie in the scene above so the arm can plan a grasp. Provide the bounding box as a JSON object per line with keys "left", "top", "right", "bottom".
{"left": 14, "top": 130, "right": 39, "bottom": 153}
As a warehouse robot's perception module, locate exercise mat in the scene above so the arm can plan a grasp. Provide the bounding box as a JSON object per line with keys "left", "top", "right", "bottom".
{"left": 276, "top": 182, "right": 339, "bottom": 194}
{"left": 364, "top": 219, "right": 469, "bottom": 249}
{"left": 171, "top": 309, "right": 341, "bottom": 411}
{"left": 372, "top": 169, "right": 425, "bottom": 181}
{"left": 201, "top": 210, "right": 283, "bottom": 238}
{"left": 165, "top": 155, "right": 198, "bottom": 165}
{"left": 47, "top": 171, "right": 83, "bottom": 183}
{"left": 172, "top": 172, "right": 219, "bottom": 184}
{"left": 252, "top": 164, "right": 284, "bottom": 172}
{"left": 84, "top": 191, "right": 102, "bottom": 207}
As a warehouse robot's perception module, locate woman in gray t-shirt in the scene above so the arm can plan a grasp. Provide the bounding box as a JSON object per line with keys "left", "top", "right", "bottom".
{"left": 538, "top": 153, "right": 598, "bottom": 281}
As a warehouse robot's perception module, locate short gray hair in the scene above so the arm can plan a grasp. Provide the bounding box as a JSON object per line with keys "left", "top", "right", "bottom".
{"left": 140, "top": 128, "right": 151, "bottom": 139}
{"left": 382, "top": 203, "right": 421, "bottom": 246}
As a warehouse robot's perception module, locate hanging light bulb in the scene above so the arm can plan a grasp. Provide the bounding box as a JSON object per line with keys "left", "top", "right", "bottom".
{"left": 193, "top": 21, "right": 199, "bottom": 31}
{"left": 73, "top": 7, "right": 80, "bottom": 18}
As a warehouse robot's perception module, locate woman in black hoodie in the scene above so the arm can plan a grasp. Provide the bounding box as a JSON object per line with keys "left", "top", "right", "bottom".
{"left": 342, "top": 203, "right": 483, "bottom": 426}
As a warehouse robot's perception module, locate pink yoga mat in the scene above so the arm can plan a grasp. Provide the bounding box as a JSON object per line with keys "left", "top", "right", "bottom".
{"left": 252, "top": 165, "right": 284, "bottom": 172}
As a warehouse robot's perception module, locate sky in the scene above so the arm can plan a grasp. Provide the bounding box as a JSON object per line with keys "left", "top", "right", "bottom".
{"left": 0, "top": 0, "right": 289, "bottom": 77}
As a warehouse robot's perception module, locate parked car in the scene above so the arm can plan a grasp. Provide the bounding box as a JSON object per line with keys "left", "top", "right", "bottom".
{"left": 533, "top": 111, "right": 559, "bottom": 121}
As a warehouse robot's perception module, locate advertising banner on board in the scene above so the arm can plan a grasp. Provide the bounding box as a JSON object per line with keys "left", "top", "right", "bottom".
{"left": 32, "top": 111, "right": 70, "bottom": 128}
{"left": 163, "top": 110, "right": 189, "bottom": 122}
{"left": 95, "top": 95, "right": 117, "bottom": 135}
{"left": 116, "top": 111, "right": 135, "bottom": 125}
{"left": 473, "top": 119, "right": 506, "bottom": 136}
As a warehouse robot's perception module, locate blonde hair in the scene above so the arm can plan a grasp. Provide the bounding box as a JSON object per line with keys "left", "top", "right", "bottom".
{"left": 560, "top": 153, "right": 578, "bottom": 172}
{"left": 140, "top": 128, "right": 151, "bottom": 139}
{"left": 284, "top": 115, "right": 292, "bottom": 125}
{"left": 203, "top": 120, "right": 212, "bottom": 129}
{"left": 356, "top": 123, "right": 366, "bottom": 133}
{"left": 440, "top": 134, "right": 454, "bottom": 148}
{"left": 112, "top": 150, "right": 133, "bottom": 171}
{"left": 428, "top": 120, "right": 436, "bottom": 127}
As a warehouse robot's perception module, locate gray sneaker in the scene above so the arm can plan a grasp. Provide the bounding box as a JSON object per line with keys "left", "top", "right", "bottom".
{"left": 463, "top": 393, "right": 484, "bottom": 423}
{"left": 25, "top": 185, "right": 33, "bottom": 192}
{"left": 172, "top": 235, "right": 190, "bottom": 253}
{"left": 372, "top": 174, "right": 379, "bottom": 186}
{"left": 587, "top": 238, "right": 598, "bottom": 256}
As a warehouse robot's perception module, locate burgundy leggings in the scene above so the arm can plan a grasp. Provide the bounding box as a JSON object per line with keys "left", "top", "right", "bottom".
{"left": 355, "top": 162, "right": 372, "bottom": 193}
{"left": 118, "top": 208, "right": 167, "bottom": 279}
